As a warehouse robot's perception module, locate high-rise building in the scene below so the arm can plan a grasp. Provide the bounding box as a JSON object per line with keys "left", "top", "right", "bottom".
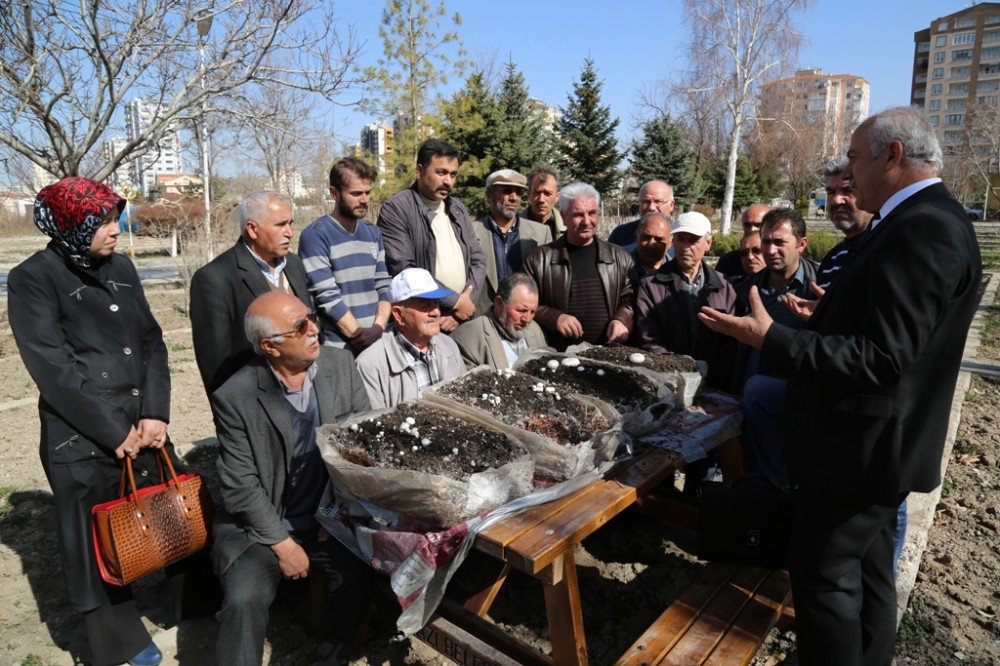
{"left": 758, "top": 69, "right": 870, "bottom": 158}
{"left": 527, "top": 98, "right": 562, "bottom": 135}
{"left": 124, "top": 98, "right": 185, "bottom": 196}
{"left": 102, "top": 136, "right": 132, "bottom": 189}
{"left": 911, "top": 4, "right": 1000, "bottom": 152}
{"left": 361, "top": 120, "right": 394, "bottom": 185}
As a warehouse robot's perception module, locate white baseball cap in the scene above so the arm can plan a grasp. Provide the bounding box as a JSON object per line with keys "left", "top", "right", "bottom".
{"left": 671, "top": 211, "right": 712, "bottom": 237}
{"left": 387, "top": 268, "right": 455, "bottom": 304}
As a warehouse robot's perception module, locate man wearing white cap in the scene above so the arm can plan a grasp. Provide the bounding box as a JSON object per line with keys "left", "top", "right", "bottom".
{"left": 473, "top": 168, "right": 552, "bottom": 315}
{"left": 355, "top": 267, "right": 467, "bottom": 409}
{"left": 634, "top": 211, "right": 737, "bottom": 390}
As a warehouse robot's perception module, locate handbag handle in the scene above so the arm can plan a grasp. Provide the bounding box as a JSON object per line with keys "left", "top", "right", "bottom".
{"left": 116, "top": 449, "right": 191, "bottom": 534}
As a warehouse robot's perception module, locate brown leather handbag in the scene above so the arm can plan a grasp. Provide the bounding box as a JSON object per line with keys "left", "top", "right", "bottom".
{"left": 91, "top": 449, "right": 213, "bottom": 586}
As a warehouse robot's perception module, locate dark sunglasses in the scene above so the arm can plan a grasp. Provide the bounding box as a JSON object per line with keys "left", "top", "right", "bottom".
{"left": 739, "top": 247, "right": 763, "bottom": 257}
{"left": 271, "top": 312, "right": 317, "bottom": 339}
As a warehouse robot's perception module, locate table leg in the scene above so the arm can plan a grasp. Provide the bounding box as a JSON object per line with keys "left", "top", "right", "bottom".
{"left": 463, "top": 560, "right": 511, "bottom": 617}
{"left": 542, "top": 550, "right": 589, "bottom": 666}
{"left": 716, "top": 436, "right": 746, "bottom": 482}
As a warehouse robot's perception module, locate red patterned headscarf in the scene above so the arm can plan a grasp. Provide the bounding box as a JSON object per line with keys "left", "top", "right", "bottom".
{"left": 34, "top": 177, "right": 125, "bottom": 268}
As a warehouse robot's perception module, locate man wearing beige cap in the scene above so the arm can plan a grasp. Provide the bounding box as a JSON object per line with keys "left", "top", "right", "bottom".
{"left": 634, "top": 211, "right": 737, "bottom": 390}
{"left": 473, "top": 168, "right": 552, "bottom": 315}
{"left": 356, "top": 267, "right": 466, "bottom": 409}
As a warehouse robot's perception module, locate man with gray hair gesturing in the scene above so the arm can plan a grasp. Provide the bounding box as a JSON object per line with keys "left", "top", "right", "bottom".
{"left": 700, "top": 106, "right": 981, "bottom": 665}
{"left": 190, "top": 190, "right": 311, "bottom": 396}
{"left": 523, "top": 182, "right": 634, "bottom": 350}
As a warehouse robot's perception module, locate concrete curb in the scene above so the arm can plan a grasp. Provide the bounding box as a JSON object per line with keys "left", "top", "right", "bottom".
{"left": 895, "top": 269, "right": 999, "bottom": 620}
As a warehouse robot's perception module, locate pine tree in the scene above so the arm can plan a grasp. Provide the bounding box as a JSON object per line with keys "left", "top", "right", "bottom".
{"left": 704, "top": 156, "right": 761, "bottom": 210}
{"left": 629, "top": 115, "right": 695, "bottom": 206}
{"left": 492, "top": 62, "right": 555, "bottom": 175}
{"left": 556, "top": 58, "right": 623, "bottom": 197}
{"left": 439, "top": 72, "right": 501, "bottom": 216}
{"left": 362, "top": 0, "right": 467, "bottom": 191}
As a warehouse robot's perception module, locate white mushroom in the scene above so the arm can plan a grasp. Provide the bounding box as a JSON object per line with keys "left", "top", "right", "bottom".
{"left": 546, "top": 359, "right": 560, "bottom": 370}
{"left": 561, "top": 357, "right": 580, "bottom": 367}
{"left": 421, "top": 438, "right": 431, "bottom": 446}
{"left": 405, "top": 417, "right": 416, "bottom": 425}
{"left": 629, "top": 352, "right": 646, "bottom": 365}
{"left": 596, "top": 369, "right": 605, "bottom": 376}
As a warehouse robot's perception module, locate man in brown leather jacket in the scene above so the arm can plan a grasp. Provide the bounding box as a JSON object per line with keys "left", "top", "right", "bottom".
{"left": 523, "top": 182, "right": 634, "bottom": 351}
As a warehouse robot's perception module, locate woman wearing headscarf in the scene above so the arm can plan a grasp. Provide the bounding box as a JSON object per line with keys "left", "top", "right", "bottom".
{"left": 7, "top": 177, "right": 170, "bottom": 666}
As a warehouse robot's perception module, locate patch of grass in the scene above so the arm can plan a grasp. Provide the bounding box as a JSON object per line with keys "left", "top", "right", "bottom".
{"left": 981, "top": 250, "right": 1000, "bottom": 271}
{"left": 941, "top": 476, "right": 954, "bottom": 498}
{"left": 955, "top": 437, "right": 986, "bottom": 456}
{"left": 20, "top": 654, "right": 48, "bottom": 666}
{"left": 965, "top": 389, "right": 982, "bottom": 405}
{"left": 897, "top": 611, "right": 934, "bottom": 643}
{"left": 169, "top": 342, "right": 190, "bottom": 352}
{"left": 0, "top": 485, "right": 16, "bottom": 518}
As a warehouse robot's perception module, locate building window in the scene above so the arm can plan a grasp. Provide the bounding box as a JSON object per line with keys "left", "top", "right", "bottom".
{"left": 915, "top": 90, "right": 926, "bottom": 99}
{"left": 982, "top": 63, "right": 1000, "bottom": 75}
{"left": 953, "top": 32, "right": 976, "bottom": 45}
{"left": 979, "top": 79, "right": 1000, "bottom": 90}
{"left": 944, "top": 131, "right": 964, "bottom": 142}
{"left": 952, "top": 67, "right": 971, "bottom": 77}
{"left": 936, "top": 36, "right": 948, "bottom": 47}
{"left": 931, "top": 84, "right": 943, "bottom": 95}
{"left": 950, "top": 83, "right": 969, "bottom": 94}
{"left": 953, "top": 49, "right": 974, "bottom": 61}
{"left": 947, "top": 99, "right": 966, "bottom": 110}
{"left": 957, "top": 18, "right": 977, "bottom": 29}
{"left": 933, "top": 68, "right": 944, "bottom": 78}
{"left": 915, "top": 74, "right": 928, "bottom": 84}
{"left": 930, "top": 116, "right": 940, "bottom": 126}
{"left": 979, "top": 94, "right": 1000, "bottom": 105}
{"left": 930, "top": 100, "right": 941, "bottom": 110}
{"left": 808, "top": 99, "right": 826, "bottom": 111}
{"left": 988, "top": 14, "right": 1000, "bottom": 25}
{"left": 918, "top": 41, "right": 931, "bottom": 52}
{"left": 986, "top": 30, "right": 1000, "bottom": 42}
{"left": 938, "top": 22, "right": 949, "bottom": 31}
{"left": 934, "top": 52, "right": 945, "bottom": 63}
{"left": 945, "top": 114, "right": 964, "bottom": 125}
{"left": 983, "top": 47, "right": 1000, "bottom": 59}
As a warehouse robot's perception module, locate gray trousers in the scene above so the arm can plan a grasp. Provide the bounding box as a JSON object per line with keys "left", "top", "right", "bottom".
{"left": 216, "top": 532, "right": 373, "bottom": 665}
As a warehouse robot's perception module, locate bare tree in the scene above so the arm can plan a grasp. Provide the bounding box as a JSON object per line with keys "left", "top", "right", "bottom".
{"left": 680, "top": 0, "right": 809, "bottom": 232}
{"left": 0, "top": 0, "right": 362, "bottom": 181}
{"left": 959, "top": 102, "right": 1000, "bottom": 215}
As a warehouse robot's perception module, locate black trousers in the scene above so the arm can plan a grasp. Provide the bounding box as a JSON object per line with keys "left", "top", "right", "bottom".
{"left": 216, "top": 531, "right": 373, "bottom": 666}
{"left": 790, "top": 489, "right": 901, "bottom": 666}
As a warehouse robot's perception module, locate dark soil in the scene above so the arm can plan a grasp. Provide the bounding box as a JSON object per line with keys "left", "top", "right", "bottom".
{"left": 335, "top": 402, "right": 525, "bottom": 480}
{"left": 577, "top": 345, "right": 699, "bottom": 374}
{"left": 519, "top": 355, "right": 659, "bottom": 412}
{"left": 436, "top": 369, "right": 611, "bottom": 445}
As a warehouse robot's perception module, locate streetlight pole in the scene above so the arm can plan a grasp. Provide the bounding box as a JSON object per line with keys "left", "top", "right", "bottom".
{"left": 197, "top": 12, "right": 214, "bottom": 260}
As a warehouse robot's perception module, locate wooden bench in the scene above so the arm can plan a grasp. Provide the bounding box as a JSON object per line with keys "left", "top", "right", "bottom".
{"left": 616, "top": 563, "right": 792, "bottom": 666}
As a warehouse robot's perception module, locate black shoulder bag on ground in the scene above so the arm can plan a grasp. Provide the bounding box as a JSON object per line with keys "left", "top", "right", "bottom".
{"left": 697, "top": 474, "right": 792, "bottom": 569}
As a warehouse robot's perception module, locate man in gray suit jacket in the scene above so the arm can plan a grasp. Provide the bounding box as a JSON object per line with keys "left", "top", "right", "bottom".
{"left": 453, "top": 273, "right": 548, "bottom": 370}
{"left": 211, "top": 291, "right": 372, "bottom": 665}
{"left": 473, "top": 169, "right": 552, "bottom": 315}
{"left": 190, "top": 190, "right": 311, "bottom": 397}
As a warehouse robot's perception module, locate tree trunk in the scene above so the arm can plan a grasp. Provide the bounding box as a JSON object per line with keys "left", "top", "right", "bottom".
{"left": 720, "top": 117, "right": 742, "bottom": 234}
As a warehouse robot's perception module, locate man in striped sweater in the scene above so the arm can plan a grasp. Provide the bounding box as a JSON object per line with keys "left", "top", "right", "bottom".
{"left": 299, "top": 158, "right": 391, "bottom": 353}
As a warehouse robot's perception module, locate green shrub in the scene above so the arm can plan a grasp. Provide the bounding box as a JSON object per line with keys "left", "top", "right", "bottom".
{"left": 709, "top": 232, "right": 741, "bottom": 257}
{"left": 804, "top": 231, "right": 841, "bottom": 262}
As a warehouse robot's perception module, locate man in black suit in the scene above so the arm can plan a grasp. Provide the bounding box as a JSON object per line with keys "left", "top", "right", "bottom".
{"left": 190, "top": 190, "right": 310, "bottom": 397}
{"left": 699, "top": 106, "right": 981, "bottom": 665}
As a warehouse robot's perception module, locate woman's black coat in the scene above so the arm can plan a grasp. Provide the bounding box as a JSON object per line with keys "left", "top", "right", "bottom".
{"left": 8, "top": 242, "right": 171, "bottom": 611}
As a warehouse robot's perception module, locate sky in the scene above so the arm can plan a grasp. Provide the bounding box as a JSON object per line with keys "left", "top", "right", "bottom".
{"left": 324, "top": 0, "right": 969, "bottom": 152}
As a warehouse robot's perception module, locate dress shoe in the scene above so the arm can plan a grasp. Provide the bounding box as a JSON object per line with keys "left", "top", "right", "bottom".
{"left": 128, "top": 641, "right": 163, "bottom": 666}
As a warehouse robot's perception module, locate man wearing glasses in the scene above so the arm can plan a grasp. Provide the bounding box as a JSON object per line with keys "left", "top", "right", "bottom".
{"left": 356, "top": 268, "right": 466, "bottom": 409}
{"left": 607, "top": 180, "right": 675, "bottom": 248}
{"left": 472, "top": 169, "right": 552, "bottom": 315}
{"left": 211, "top": 291, "right": 373, "bottom": 665}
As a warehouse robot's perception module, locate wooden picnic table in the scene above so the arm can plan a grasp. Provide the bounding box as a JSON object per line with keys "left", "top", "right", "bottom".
{"left": 415, "top": 437, "right": 791, "bottom": 666}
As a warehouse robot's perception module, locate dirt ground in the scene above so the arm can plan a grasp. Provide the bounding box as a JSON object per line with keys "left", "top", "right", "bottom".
{"left": 0, "top": 257, "right": 998, "bottom": 665}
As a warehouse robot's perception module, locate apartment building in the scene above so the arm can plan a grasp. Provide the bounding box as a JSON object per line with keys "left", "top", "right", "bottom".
{"left": 911, "top": 3, "right": 1000, "bottom": 147}
{"left": 124, "top": 98, "right": 185, "bottom": 196}
{"left": 758, "top": 68, "right": 870, "bottom": 158}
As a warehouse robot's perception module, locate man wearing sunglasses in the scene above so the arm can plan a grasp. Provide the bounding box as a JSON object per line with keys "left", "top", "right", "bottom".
{"left": 211, "top": 291, "right": 373, "bottom": 665}
{"left": 356, "top": 268, "right": 467, "bottom": 409}
{"left": 472, "top": 169, "right": 552, "bottom": 315}
{"left": 737, "top": 231, "right": 765, "bottom": 279}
